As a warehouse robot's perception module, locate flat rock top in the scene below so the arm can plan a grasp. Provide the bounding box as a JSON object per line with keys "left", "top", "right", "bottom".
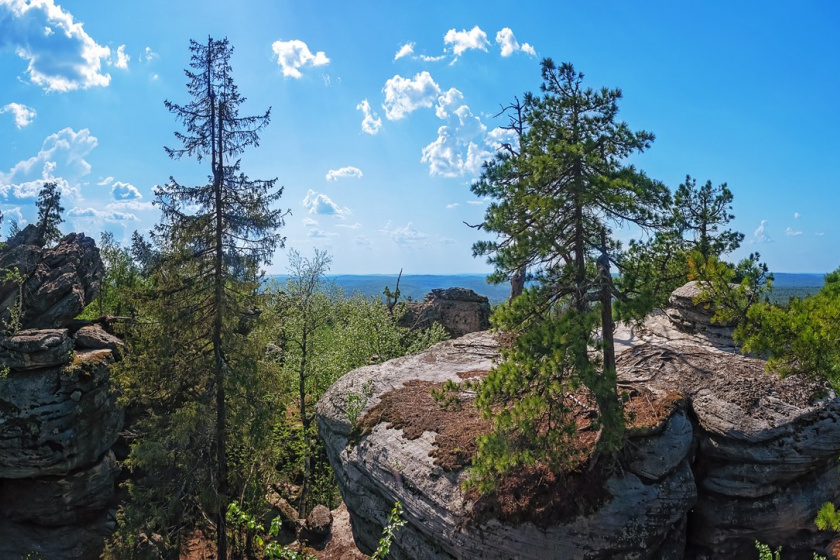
{"left": 615, "top": 314, "right": 834, "bottom": 440}
{"left": 317, "top": 332, "right": 499, "bottom": 437}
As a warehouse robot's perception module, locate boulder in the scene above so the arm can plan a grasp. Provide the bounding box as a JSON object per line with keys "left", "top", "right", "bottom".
{"left": 0, "top": 508, "right": 117, "bottom": 560}
{"left": 0, "top": 328, "right": 73, "bottom": 370}
{"left": 319, "top": 301, "right": 840, "bottom": 560}
{"left": 303, "top": 504, "right": 333, "bottom": 542}
{"left": 664, "top": 281, "right": 736, "bottom": 345}
{"left": 399, "top": 287, "right": 491, "bottom": 337}
{"left": 317, "top": 332, "right": 696, "bottom": 560}
{"left": 0, "top": 451, "right": 119, "bottom": 526}
{"left": 0, "top": 226, "right": 103, "bottom": 331}
{"left": 74, "top": 324, "right": 126, "bottom": 356}
{"left": 617, "top": 312, "right": 840, "bottom": 559}
{"left": 0, "top": 349, "right": 123, "bottom": 478}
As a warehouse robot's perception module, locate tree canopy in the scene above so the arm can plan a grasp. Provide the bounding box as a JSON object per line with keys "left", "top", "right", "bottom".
{"left": 470, "top": 59, "right": 670, "bottom": 485}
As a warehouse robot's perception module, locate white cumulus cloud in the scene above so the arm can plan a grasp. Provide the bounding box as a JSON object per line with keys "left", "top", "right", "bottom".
{"left": 111, "top": 44, "right": 129, "bottom": 69}
{"left": 0, "top": 0, "right": 111, "bottom": 92}
{"left": 421, "top": 88, "right": 496, "bottom": 178}
{"left": 356, "top": 99, "right": 382, "bottom": 135}
{"left": 785, "top": 227, "right": 802, "bottom": 236}
{"left": 0, "top": 127, "right": 97, "bottom": 200}
{"left": 495, "top": 28, "right": 536, "bottom": 57}
{"left": 326, "top": 166, "right": 363, "bottom": 181}
{"left": 1, "top": 102, "right": 36, "bottom": 128}
{"left": 382, "top": 71, "right": 441, "bottom": 121}
{"left": 110, "top": 180, "right": 141, "bottom": 200}
{"left": 394, "top": 42, "right": 414, "bottom": 60}
{"left": 444, "top": 25, "right": 489, "bottom": 59}
{"left": 271, "top": 39, "right": 329, "bottom": 78}
{"left": 302, "top": 189, "right": 350, "bottom": 218}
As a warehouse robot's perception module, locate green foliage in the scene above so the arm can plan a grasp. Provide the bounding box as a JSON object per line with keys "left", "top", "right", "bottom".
{"left": 259, "top": 253, "right": 448, "bottom": 516}
{"left": 35, "top": 181, "right": 64, "bottom": 246}
{"left": 815, "top": 502, "right": 840, "bottom": 532}
{"left": 738, "top": 268, "right": 840, "bottom": 386}
{"left": 755, "top": 541, "right": 783, "bottom": 560}
{"left": 107, "top": 37, "right": 287, "bottom": 559}
{"left": 470, "top": 59, "right": 669, "bottom": 486}
{"left": 226, "top": 502, "right": 315, "bottom": 560}
{"left": 0, "top": 265, "right": 24, "bottom": 334}
{"left": 685, "top": 251, "right": 772, "bottom": 332}
{"left": 79, "top": 231, "right": 144, "bottom": 319}
{"left": 754, "top": 540, "right": 827, "bottom": 560}
{"left": 674, "top": 175, "right": 743, "bottom": 261}
{"left": 371, "top": 501, "right": 407, "bottom": 560}
{"left": 615, "top": 175, "right": 746, "bottom": 318}
{"left": 346, "top": 380, "right": 374, "bottom": 426}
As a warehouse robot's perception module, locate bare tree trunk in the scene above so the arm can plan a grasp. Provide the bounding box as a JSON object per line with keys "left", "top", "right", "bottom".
{"left": 509, "top": 266, "right": 526, "bottom": 303}
{"left": 214, "top": 96, "right": 228, "bottom": 560}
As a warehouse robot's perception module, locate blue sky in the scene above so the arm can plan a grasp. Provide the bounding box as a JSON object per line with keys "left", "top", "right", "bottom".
{"left": 1, "top": 1, "right": 838, "bottom": 274}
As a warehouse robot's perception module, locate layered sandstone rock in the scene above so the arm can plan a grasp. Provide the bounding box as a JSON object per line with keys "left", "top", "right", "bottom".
{"left": 398, "top": 287, "right": 491, "bottom": 337}
{"left": 317, "top": 333, "right": 696, "bottom": 560}
{"left": 0, "top": 229, "right": 122, "bottom": 560}
{"left": 317, "top": 285, "right": 840, "bottom": 560}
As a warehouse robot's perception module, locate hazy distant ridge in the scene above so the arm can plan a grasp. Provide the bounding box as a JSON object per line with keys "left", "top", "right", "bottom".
{"left": 267, "top": 272, "right": 825, "bottom": 305}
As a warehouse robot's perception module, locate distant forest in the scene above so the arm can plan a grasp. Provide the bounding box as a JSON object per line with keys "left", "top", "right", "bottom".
{"left": 266, "top": 272, "right": 826, "bottom": 305}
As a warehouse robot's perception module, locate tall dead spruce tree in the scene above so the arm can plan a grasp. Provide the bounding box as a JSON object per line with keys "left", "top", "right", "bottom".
{"left": 156, "top": 37, "right": 286, "bottom": 558}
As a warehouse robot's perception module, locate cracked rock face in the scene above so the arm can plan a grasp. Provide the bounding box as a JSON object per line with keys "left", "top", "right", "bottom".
{"left": 398, "top": 287, "right": 491, "bottom": 338}
{"left": 0, "top": 225, "right": 103, "bottom": 331}
{"left": 318, "top": 306, "right": 840, "bottom": 559}
{"left": 0, "top": 229, "right": 120, "bottom": 560}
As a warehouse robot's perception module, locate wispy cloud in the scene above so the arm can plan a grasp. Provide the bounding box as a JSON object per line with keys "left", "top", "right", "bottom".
{"left": 394, "top": 42, "right": 414, "bottom": 61}
{"left": 271, "top": 39, "right": 330, "bottom": 78}
{"left": 110, "top": 44, "right": 130, "bottom": 69}
{"left": 785, "top": 227, "right": 802, "bottom": 236}
{"left": 68, "top": 207, "right": 137, "bottom": 222}
{"left": 1, "top": 103, "right": 36, "bottom": 128}
{"left": 753, "top": 220, "right": 772, "bottom": 243}
{"left": 326, "top": 166, "right": 363, "bottom": 181}
{"left": 380, "top": 221, "right": 427, "bottom": 246}
{"left": 356, "top": 99, "right": 382, "bottom": 135}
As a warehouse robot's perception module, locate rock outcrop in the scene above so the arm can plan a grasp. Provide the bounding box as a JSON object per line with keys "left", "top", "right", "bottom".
{"left": 398, "top": 287, "right": 491, "bottom": 337}
{"left": 664, "top": 280, "right": 737, "bottom": 346}
{"left": 0, "top": 230, "right": 122, "bottom": 560}
{"left": 317, "top": 283, "right": 840, "bottom": 560}
{"left": 0, "top": 226, "right": 103, "bottom": 330}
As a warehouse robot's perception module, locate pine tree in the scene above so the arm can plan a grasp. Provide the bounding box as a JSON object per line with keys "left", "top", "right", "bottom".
{"left": 471, "top": 60, "right": 670, "bottom": 484}
{"left": 36, "top": 181, "right": 64, "bottom": 246}
{"left": 674, "top": 174, "right": 744, "bottom": 262}
{"left": 118, "top": 37, "right": 287, "bottom": 558}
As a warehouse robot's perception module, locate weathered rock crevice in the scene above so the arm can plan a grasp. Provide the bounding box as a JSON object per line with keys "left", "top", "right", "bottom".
{"left": 317, "top": 284, "right": 840, "bottom": 560}
{"left": 0, "top": 228, "right": 124, "bottom": 560}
